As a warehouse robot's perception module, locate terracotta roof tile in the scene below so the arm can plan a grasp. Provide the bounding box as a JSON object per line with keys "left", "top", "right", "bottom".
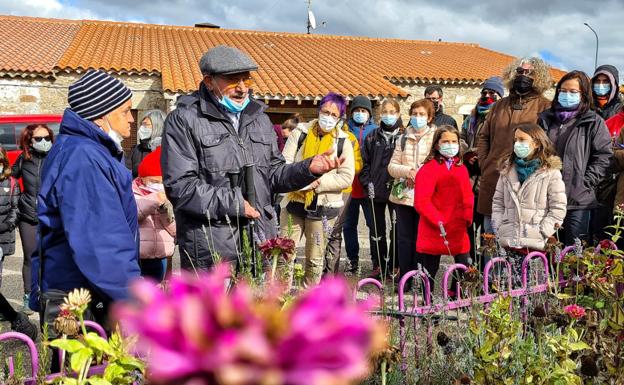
{"left": 0, "top": 15, "right": 80, "bottom": 76}
{"left": 0, "top": 15, "right": 567, "bottom": 98}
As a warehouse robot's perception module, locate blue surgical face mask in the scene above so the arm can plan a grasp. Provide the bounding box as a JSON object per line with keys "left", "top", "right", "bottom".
{"left": 381, "top": 114, "right": 398, "bottom": 126}
{"left": 593, "top": 83, "right": 611, "bottom": 96}
{"left": 410, "top": 116, "right": 428, "bottom": 130}
{"left": 557, "top": 92, "right": 581, "bottom": 109}
{"left": 352, "top": 111, "right": 369, "bottom": 124}
{"left": 514, "top": 141, "right": 533, "bottom": 159}
{"left": 439, "top": 143, "right": 459, "bottom": 158}
{"left": 219, "top": 95, "right": 250, "bottom": 113}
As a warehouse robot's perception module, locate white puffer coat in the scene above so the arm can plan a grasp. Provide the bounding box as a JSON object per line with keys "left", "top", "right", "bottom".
{"left": 492, "top": 156, "right": 567, "bottom": 250}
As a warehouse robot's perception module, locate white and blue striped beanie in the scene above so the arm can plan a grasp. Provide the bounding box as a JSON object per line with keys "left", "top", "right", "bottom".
{"left": 68, "top": 70, "right": 132, "bottom": 120}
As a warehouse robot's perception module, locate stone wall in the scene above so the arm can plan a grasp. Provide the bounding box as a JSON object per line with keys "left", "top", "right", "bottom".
{"left": 0, "top": 72, "right": 168, "bottom": 117}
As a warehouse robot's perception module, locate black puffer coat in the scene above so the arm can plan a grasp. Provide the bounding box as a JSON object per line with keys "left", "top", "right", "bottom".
{"left": 11, "top": 150, "right": 46, "bottom": 224}
{"left": 0, "top": 176, "right": 20, "bottom": 256}
{"left": 126, "top": 139, "right": 152, "bottom": 178}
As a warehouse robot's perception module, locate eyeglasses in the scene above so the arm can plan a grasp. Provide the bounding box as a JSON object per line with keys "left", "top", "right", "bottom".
{"left": 425, "top": 96, "right": 440, "bottom": 102}
{"left": 32, "top": 136, "right": 51, "bottom": 142}
{"left": 217, "top": 74, "right": 254, "bottom": 90}
{"left": 515, "top": 67, "right": 533, "bottom": 76}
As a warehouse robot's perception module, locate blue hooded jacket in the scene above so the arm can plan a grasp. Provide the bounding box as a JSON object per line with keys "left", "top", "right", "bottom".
{"left": 347, "top": 118, "right": 378, "bottom": 145}
{"left": 30, "top": 108, "right": 140, "bottom": 310}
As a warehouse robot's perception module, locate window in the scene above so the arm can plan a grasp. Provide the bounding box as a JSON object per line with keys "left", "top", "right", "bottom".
{"left": 0, "top": 124, "right": 16, "bottom": 150}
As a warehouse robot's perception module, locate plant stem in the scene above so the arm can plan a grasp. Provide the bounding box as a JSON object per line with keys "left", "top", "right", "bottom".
{"left": 381, "top": 360, "right": 387, "bottom": 385}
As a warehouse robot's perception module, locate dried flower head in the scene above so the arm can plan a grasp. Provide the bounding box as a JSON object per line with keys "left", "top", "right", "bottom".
{"left": 259, "top": 237, "right": 297, "bottom": 262}
{"left": 367, "top": 182, "right": 375, "bottom": 200}
{"left": 53, "top": 308, "right": 80, "bottom": 336}
{"left": 436, "top": 331, "right": 450, "bottom": 347}
{"left": 580, "top": 355, "right": 598, "bottom": 377}
{"left": 532, "top": 304, "right": 546, "bottom": 319}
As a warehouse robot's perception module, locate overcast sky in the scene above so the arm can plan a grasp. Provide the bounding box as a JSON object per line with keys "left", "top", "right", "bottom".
{"left": 3, "top": 0, "right": 623, "bottom": 81}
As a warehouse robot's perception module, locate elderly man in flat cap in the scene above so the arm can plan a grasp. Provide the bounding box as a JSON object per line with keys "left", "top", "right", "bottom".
{"left": 162, "top": 45, "right": 343, "bottom": 270}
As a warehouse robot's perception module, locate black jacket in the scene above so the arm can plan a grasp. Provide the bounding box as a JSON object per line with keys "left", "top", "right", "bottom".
{"left": 433, "top": 107, "right": 458, "bottom": 128}
{"left": 0, "top": 177, "right": 20, "bottom": 256}
{"left": 539, "top": 109, "right": 612, "bottom": 209}
{"left": 162, "top": 83, "right": 317, "bottom": 269}
{"left": 359, "top": 127, "right": 400, "bottom": 202}
{"left": 126, "top": 139, "right": 152, "bottom": 178}
{"left": 11, "top": 150, "right": 46, "bottom": 224}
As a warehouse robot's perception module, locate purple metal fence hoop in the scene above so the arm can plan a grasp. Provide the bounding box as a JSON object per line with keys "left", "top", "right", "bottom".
{"left": 482, "top": 257, "right": 513, "bottom": 295}
{"left": 521, "top": 251, "right": 550, "bottom": 290}
{"left": 442, "top": 263, "right": 468, "bottom": 301}
{"left": 84, "top": 320, "right": 108, "bottom": 339}
{"left": 398, "top": 270, "right": 431, "bottom": 312}
{"left": 0, "top": 332, "right": 38, "bottom": 380}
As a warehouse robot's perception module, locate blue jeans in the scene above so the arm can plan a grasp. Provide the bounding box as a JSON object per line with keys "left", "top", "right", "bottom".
{"left": 342, "top": 197, "right": 374, "bottom": 267}
{"left": 140, "top": 258, "right": 167, "bottom": 282}
{"left": 561, "top": 209, "right": 591, "bottom": 247}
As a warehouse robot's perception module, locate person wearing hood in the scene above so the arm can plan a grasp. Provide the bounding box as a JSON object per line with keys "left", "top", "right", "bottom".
{"left": 341, "top": 96, "right": 378, "bottom": 275}
{"left": 358, "top": 98, "right": 403, "bottom": 280}
{"left": 477, "top": 57, "right": 552, "bottom": 234}
{"left": 592, "top": 65, "right": 623, "bottom": 124}
{"left": 425, "top": 85, "right": 458, "bottom": 129}
{"left": 281, "top": 92, "right": 355, "bottom": 286}
{"left": 126, "top": 109, "right": 165, "bottom": 178}
{"left": 11, "top": 123, "right": 55, "bottom": 314}
{"left": 388, "top": 99, "right": 435, "bottom": 285}
{"left": 31, "top": 70, "right": 142, "bottom": 322}
{"left": 461, "top": 76, "right": 504, "bottom": 262}
{"left": 539, "top": 70, "right": 612, "bottom": 245}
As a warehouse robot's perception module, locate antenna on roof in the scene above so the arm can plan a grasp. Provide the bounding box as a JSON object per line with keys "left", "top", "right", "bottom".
{"left": 306, "top": 0, "right": 325, "bottom": 34}
{"left": 307, "top": 0, "right": 315, "bottom": 34}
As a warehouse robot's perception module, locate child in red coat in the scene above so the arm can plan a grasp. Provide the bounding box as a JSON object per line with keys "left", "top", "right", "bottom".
{"left": 414, "top": 125, "right": 474, "bottom": 292}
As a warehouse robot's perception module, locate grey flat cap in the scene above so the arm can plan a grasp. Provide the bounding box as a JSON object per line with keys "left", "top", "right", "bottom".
{"left": 199, "top": 45, "right": 258, "bottom": 76}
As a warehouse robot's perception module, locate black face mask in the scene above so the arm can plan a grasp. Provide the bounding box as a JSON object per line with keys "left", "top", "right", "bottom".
{"left": 513, "top": 75, "right": 534, "bottom": 95}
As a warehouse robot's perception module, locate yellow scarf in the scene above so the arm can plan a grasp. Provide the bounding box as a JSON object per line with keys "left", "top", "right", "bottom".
{"left": 288, "top": 122, "right": 338, "bottom": 208}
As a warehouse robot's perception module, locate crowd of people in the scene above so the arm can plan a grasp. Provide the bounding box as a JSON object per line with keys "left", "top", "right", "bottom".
{"left": 0, "top": 44, "right": 621, "bottom": 341}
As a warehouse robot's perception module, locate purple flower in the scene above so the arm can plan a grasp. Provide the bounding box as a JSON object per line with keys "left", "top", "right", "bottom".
{"left": 114, "top": 267, "right": 385, "bottom": 385}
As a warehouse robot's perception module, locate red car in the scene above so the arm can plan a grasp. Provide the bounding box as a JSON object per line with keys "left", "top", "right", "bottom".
{"left": 0, "top": 114, "right": 62, "bottom": 166}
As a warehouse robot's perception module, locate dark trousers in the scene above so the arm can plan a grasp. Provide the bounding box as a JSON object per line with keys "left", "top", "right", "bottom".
{"left": 416, "top": 252, "right": 471, "bottom": 295}
{"left": 590, "top": 204, "right": 613, "bottom": 244}
{"left": 395, "top": 204, "right": 419, "bottom": 279}
{"left": 139, "top": 258, "right": 167, "bottom": 282}
{"left": 369, "top": 201, "right": 395, "bottom": 274}
{"left": 561, "top": 209, "right": 591, "bottom": 246}
{"left": 342, "top": 197, "right": 373, "bottom": 268}
{"left": 18, "top": 221, "right": 37, "bottom": 295}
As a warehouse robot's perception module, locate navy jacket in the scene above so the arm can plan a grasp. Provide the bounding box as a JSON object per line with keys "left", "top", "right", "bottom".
{"left": 30, "top": 108, "right": 140, "bottom": 310}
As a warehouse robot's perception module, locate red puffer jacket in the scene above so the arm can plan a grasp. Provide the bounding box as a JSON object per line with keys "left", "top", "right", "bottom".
{"left": 414, "top": 157, "right": 474, "bottom": 255}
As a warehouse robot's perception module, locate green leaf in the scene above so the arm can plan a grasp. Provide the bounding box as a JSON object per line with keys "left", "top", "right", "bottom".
{"left": 87, "top": 378, "right": 112, "bottom": 385}
{"left": 50, "top": 339, "right": 85, "bottom": 353}
{"left": 568, "top": 341, "right": 590, "bottom": 351}
{"left": 103, "top": 363, "right": 126, "bottom": 382}
{"left": 84, "top": 333, "right": 114, "bottom": 355}
{"left": 555, "top": 293, "right": 573, "bottom": 300}
{"left": 59, "top": 378, "right": 79, "bottom": 385}
{"left": 70, "top": 347, "right": 93, "bottom": 373}
{"left": 594, "top": 301, "right": 605, "bottom": 309}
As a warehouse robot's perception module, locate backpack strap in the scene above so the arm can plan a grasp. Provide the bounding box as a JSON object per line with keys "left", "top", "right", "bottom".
{"left": 296, "top": 132, "right": 308, "bottom": 153}
{"left": 8, "top": 176, "right": 16, "bottom": 198}
{"left": 401, "top": 134, "right": 408, "bottom": 151}
{"left": 337, "top": 137, "right": 346, "bottom": 158}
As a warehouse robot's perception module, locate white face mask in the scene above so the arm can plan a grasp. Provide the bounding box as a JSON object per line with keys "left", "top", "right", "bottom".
{"left": 32, "top": 139, "right": 52, "bottom": 153}
{"left": 138, "top": 125, "right": 152, "bottom": 141}
{"left": 318, "top": 114, "right": 338, "bottom": 132}
{"left": 104, "top": 118, "right": 124, "bottom": 148}
{"left": 145, "top": 182, "right": 164, "bottom": 193}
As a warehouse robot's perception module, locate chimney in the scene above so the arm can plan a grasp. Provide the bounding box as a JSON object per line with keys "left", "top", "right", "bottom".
{"left": 195, "top": 22, "right": 221, "bottom": 29}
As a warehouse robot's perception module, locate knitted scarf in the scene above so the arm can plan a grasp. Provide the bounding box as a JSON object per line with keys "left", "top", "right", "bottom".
{"left": 514, "top": 158, "right": 541, "bottom": 184}
{"left": 288, "top": 122, "right": 338, "bottom": 208}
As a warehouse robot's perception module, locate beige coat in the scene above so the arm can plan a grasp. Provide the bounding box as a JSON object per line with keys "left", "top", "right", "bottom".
{"left": 282, "top": 121, "right": 355, "bottom": 209}
{"left": 491, "top": 156, "right": 567, "bottom": 250}
{"left": 387, "top": 126, "right": 436, "bottom": 206}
